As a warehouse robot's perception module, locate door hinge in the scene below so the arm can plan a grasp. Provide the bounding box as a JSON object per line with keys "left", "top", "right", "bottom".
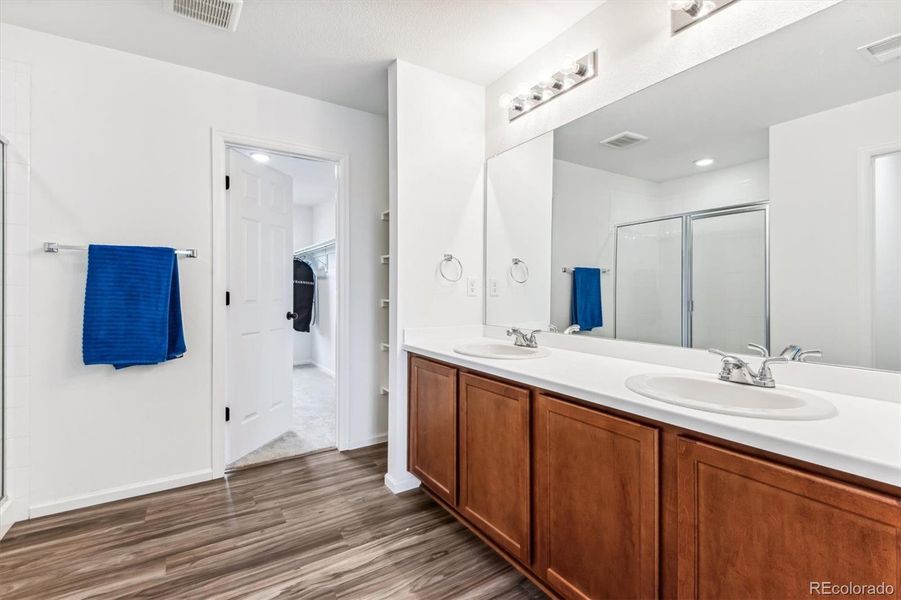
{"left": 225, "top": 407, "right": 230, "bottom": 422}
{"left": 225, "top": 175, "right": 230, "bottom": 190}
{"left": 225, "top": 291, "right": 230, "bottom": 306}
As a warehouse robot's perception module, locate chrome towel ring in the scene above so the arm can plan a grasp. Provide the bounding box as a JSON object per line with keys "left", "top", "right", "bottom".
{"left": 510, "top": 257, "right": 529, "bottom": 284}
{"left": 440, "top": 253, "right": 463, "bottom": 282}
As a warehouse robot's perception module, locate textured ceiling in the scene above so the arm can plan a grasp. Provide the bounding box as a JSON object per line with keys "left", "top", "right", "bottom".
{"left": 553, "top": 0, "right": 901, "bottom": 182}
{"left": 0, "top": 0, "right": 606, "bottom": 115}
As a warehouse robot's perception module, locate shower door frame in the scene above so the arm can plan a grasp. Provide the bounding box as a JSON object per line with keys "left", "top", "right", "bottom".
{"left": 613, "top": 201, "right": 770, "bottom": 351}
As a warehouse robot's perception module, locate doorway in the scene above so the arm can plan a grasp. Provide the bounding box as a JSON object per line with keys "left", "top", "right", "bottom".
{"left": 221, "top": 143, "right": 343, "bottom": 470}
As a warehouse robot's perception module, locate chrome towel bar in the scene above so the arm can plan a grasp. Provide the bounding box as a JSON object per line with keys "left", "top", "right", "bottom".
{"left": 43, "top": 242, "right": 198, "bottom": 258}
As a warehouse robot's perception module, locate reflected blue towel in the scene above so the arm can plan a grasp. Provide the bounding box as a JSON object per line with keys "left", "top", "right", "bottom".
{"left": 571, "top": 267, "right": 603, "bottom": 331}
{"left": 83, "top": 245, "right": 186, "bottom": 369}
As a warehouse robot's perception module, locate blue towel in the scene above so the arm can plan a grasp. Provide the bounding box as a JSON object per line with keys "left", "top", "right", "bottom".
{"left": 83, "top": 245, "right": 186, "bottom": 369}
{"left": 571, "top": 267, "right": 603, "bottom": 331}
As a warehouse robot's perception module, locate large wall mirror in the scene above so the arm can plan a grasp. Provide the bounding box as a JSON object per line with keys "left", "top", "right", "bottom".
{"left": 485, "top": 0, "right": 901, "bottom": 372}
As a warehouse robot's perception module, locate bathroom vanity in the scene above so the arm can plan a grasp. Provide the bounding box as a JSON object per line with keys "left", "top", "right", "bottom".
{"left": 405, "top": 347, "right": 900, "bottom": 600}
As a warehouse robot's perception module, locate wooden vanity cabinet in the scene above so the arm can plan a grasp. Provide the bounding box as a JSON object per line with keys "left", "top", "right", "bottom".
{"left": 458, "top": 372, "right": 532, "bottom": 563}
{"left": 535, "top": 394, "right": 659, "bottom": 600}
{"left": 676, "top": 438, "right": 901, "bottom": 600}
{"left": 408, "top": 356, "right": 458, "bottom": 505}
{"left": 407, "top": 354, "right": 901, "bottom": 600}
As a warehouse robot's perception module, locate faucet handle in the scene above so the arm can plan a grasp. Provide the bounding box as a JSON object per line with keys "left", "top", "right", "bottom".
{"left": 797, "top": 349, "right": 822, "bottom": 362}
{"left": 709, "top": 348, "right": 740, "bottom": 360}
{"left": 746, "top": 343, "right": 769, "bottom": 357}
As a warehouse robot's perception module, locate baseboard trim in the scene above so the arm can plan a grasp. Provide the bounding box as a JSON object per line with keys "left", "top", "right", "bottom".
{"left": 384, "top": 471, "right": 421, "bottom": 494}
{"left": 344, "top": 433, "right": 387, "bottom": 450}
{"left": 28, "top": 469, "right": 214, "bottom": 518}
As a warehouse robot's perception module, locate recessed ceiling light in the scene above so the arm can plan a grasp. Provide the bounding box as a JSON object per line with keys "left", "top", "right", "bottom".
{"left": 251, "top": 152, "right": 270, "bottom": 163}
{"left": 694, "top": 157, "right": 715, "bottom": 167}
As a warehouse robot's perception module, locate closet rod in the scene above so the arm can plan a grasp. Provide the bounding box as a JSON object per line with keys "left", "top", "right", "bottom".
{"left": 43, "top": 242, "right": 198, "bottom": 258}
{"left": 294, "top": 238, "right": 336, "bottom": 256}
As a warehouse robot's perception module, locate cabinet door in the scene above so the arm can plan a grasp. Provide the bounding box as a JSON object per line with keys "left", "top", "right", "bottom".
{"left": 408, "top": 357, "right": 458, "bottom": 505}
{"left": 535, "top": 394, "right": 659, "bottom": 600}
{"left": 677, "top": 438, "right": 901, "bottom": 599}
{"left": 459, "top": 372, "right": 531, "bottom": 563}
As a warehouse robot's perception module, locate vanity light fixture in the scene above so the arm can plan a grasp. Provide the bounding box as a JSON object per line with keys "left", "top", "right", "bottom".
{"left": 250, "top": 152, "right": 270, "bottom": 163}
{"left": 670, "top": 0, "right": 736, "bottom": 35}
{"left": 499, "top": 50, "right": 597, "bottom": 122}
{"left": 694, "top": 157, "right": 715, "bottom": 167}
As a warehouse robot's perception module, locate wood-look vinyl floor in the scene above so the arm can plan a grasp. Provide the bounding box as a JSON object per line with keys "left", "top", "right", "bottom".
{"left": 0, "top": 444, "right": 545, "bottom": 599}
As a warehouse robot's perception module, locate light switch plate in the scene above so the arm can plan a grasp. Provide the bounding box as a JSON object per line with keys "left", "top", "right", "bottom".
{"left": 467, "top": 277, "right": 478, "bottom": 297}
{"left": 488, "top": 278, "right": 499, "bottom": 297}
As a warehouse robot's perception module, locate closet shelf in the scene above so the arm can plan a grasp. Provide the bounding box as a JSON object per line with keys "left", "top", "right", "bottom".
{"left": 294, "top": 238, "right": 335, "bottom": 256}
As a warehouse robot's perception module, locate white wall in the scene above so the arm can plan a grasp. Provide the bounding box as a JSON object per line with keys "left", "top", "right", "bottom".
{"left": 770, "top": 91, "right": 901, "bottom": 369}
{"left": 485, "top": 131, "right": 553, "bottom": 328}
{"left": 551, "top": 158, "right": 769, "bottom": 337}
{"left": 485, "top": 0, "right": 839, "bottom": 157}
{"left": 386, "top": 60, "right": 485, "bottom": 492}
{"left": 0, "top": 24, "right": 388, "bottom": 517}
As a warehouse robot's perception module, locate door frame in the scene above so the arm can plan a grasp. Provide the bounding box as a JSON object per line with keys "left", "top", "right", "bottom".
{"left": 856, "top": 141, "right": 901, "bottom": 369}
{"left": 210, "top": 129, "right": 351, "bottom": 476}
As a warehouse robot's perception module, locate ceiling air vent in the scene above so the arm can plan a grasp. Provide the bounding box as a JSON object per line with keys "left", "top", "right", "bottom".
{"left": 858, "top": 33, "right": 901, "bottom": 64}
{"left": 164, "top": 0, "right": 244, "bottom": 32}
{"left": 599, "top": 131, "right": 648, "bottom": 149}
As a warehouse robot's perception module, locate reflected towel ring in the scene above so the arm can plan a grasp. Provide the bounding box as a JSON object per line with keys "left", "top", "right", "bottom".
{"left": 510, "top": 257, "right": 529, "bottom": 284}
{"left": 440, "top": 253, "right": 463, "bottom": 282}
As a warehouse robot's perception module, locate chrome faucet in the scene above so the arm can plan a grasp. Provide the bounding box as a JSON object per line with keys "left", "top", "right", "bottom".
{"left": 778, "top": 345, "right": 823, "bottom": 362}
{"left": 507, "top": 328, "right": 541, "bottom": 348}
{"left": 708, "top": 343, "right": 788, "bottom": 388}
{"left": 562, "top": 325, "right": 581, "bottom": 335}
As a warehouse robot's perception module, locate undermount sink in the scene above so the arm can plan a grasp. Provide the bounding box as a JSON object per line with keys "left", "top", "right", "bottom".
{"left": 625, "top": 373, "right": 837, "bottom": 420}
{"left": 453, "top": 341, "right": 551, "bottom": 360}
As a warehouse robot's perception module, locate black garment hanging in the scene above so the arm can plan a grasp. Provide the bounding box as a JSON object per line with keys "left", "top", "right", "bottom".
{"left": 293, "top": 258, "right": 315, "bottom": 332}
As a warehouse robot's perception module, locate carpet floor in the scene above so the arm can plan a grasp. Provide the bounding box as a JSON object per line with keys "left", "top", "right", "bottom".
{"left": 229, "top": 365, "right": 336, "bottom": 469}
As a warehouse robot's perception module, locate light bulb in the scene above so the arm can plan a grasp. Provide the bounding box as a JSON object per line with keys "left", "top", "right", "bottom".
{"left": 497, "top": 93, "right": 513, "bottom": 109}
{"left": 251, "top": 152, "right": 270, "bottom": 163}
{"left": 561, "top": 55, "right": 578, "bottom": 75}
{"left": 697, "top": 0, "right": 715, "bottom": 17}
{"left": 694, "top": 157, "right": 715, "bottom": 167}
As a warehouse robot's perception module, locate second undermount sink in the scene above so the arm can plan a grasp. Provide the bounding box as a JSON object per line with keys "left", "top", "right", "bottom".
{"left": 453, "top": 341, "right": 551, "bottom": 360}
{"left": 625, "top": 373, "right": 837, "bottom": 420}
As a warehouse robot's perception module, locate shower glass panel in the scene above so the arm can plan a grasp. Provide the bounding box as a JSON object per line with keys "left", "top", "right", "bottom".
{"left": 0, "top": 137, "right": 5, "bottom": 501}
{"left": 690, "top": 208, "right": 768, "bottom": 355}
{"left": 615, "top": 217, "right": 683, "bottom": 346}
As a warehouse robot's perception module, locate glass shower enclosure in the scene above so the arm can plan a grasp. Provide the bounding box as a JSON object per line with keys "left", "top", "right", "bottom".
{"left": 614, "top": 204, "right": 769, "bottom": 355}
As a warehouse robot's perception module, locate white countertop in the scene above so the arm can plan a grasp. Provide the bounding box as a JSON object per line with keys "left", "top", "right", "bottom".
{"left": 403, "top": 337, "right": 901, "bottom": 488}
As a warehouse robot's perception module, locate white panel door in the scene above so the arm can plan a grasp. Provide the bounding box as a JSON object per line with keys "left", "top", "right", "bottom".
{"left": 226, "top": 149, "right": 294, "bottom": 464}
